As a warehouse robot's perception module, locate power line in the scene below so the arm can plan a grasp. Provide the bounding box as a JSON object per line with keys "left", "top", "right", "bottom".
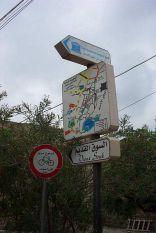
{"left": 44, "top": 103, "right": 63, "bottom": 112}
{"left": 17, "top": 89, "right": 156, "bottom": 125}
{"left": 1, "top": 2, "right": 156, "bottom": 120}
{"left": 38, "top": 54, "right": 156, "bottom": 114}
{"left": 49, "top": 89, "right": 156, "bottom": 114}
{"left": 0, "top": 0, "right": 34, "bottom": 30}
{"left": 0, "top": 0, "right": 25, "bottom": 22}
{"left": 119, "top": 90, "right": 156, "bottom": 112}
{"left": 114, "top": 54, "right": 156, "bottom": 78}
{"left": 17, "top": 54, "right": 156, "bottom": 124}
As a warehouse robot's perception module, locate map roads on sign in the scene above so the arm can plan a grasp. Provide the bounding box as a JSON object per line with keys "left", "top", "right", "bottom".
{"left": 62, "top": 61, "right": 119, "bottom": 140}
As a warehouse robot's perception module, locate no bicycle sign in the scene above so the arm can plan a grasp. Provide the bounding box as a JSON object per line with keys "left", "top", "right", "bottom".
{"left": 28, "top": 144, "right": 63, "bottom": 178}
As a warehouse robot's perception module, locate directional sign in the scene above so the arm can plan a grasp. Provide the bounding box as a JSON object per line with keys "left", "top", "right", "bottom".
{"left": 55, "top": 35, "right": 111, "bottom": 66}
{"left": 62, "top": 61, "right": 119, "bottom": 140}
{"left": 28, "top": 144, "right": 63, "bottom": 178}
{"left": 69, "top": 137, "right": 120, "bottom": 165}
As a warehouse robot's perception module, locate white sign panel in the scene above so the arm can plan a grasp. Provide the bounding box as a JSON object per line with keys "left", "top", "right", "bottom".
{"left": 33, "top": 149, "right": 58, "bottom": 174}
{"left": 62, "top": 62, "right": 119, "bottom": 140}
{"left": 55, "top": 35, "right": 111, "bottom": 66}
{"left": 69, "top": 137, "right": 120, "bottom": 165}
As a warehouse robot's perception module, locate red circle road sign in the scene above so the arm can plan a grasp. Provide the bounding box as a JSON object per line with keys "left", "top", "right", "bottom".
{"left": 28, "top": 144, "right": 63, "bottom": 178}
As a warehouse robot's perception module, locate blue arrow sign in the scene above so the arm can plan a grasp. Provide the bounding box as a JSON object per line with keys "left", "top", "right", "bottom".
{"left": 55, "top": 35, "right": 111, "bottom": 66}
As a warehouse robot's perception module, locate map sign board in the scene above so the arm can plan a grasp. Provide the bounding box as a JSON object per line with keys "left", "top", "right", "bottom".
{"left": 69, "top": 137, "right": 120, "bottom": 165}
{"left": 55, "top": 35, "right": 111, "bottom": 66}
{"left": 28, "top": 144, "right": 63, "bottom": 178}
{"left": 62, "top": 61, "right": 119, "bottom": 141}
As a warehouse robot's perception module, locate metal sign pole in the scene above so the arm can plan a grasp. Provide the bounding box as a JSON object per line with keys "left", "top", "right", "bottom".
{"left": 85, "top": 61, "right": 103, "bottom": 233}
{"left": 93, "top": 162, "right": 102, "bottom": 233}
{"left": 84, "top": 60, "right": 103, "bottom": 233}
{"left": 40, "top": 179, "right": 48, "bottom": 233}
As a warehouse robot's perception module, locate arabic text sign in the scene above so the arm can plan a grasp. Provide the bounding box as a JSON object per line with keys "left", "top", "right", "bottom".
{"left": 62, "top": 62, "right": 119, "bottom": 140}
{"left": 69, "top": 137, "right": 120, "bottom": 165}
{"left": 28, "top": 144, "right": 63, "bottom": 178}
{"left": 55, "top": 35, "right": 111, "bottom": 66}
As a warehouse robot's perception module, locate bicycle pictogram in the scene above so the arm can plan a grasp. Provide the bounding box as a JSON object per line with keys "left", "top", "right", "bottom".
{"left": 38, "top": 153, "right": 54, "bottom": 167}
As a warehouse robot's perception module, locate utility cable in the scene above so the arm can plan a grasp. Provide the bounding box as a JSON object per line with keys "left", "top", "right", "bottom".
{"left": 17, "top": 89, "right": 156, "bottom": 124}
{"left": 1, "top": 1, "right": 156, "bottom": 119}
{"left": 44, "top": 103, "right": 63, "bottom": 113}
{"left": 114, "top": 54, "right": 156, "bottom": 78}
{"left": 17, "top": 54, "right": 156, "bottom": 124}
{"left": 0, "top": 0, "right": 25, "bottom": 22}
{"left": 39, "top": 53, "right": 156, "bottom": 113}
{"left": 119, "top": 90, "right": 156, "bottom": 112}
{"left": 0, "top": 0, "right": 34, "bottom": 30}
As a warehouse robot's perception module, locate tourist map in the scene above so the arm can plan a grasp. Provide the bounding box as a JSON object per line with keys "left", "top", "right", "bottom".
{"left": 62, "top": 61, "right": 118, "bottom": 140}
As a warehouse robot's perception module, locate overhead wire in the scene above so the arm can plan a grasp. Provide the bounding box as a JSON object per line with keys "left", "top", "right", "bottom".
{"left": 114, "top": 54, "right": 156, "bottom": 78}
{"left": 17, "top": 54, "right": 156, "bottom": 124}
{"left": 0, "top": 0, "right": 25, "bottom": 22}
{"left": 0, "top": 0, "right": 34, "bottom": 30}
{"left": 18, "top": 87, "right": 156, "bottom": 124}
{"left": 55, "top": 88, "right": 156, "bottom": 122}
{"left": 119, "top": 90, "right": 156, "bottom": 112}
{"left": 34, "top": 54, "right": 156, "bottom": 114}
{"left": 1, "top": 2, "right": 155, "bottom": 124}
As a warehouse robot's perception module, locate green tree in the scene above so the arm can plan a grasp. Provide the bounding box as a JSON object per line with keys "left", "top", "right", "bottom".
{"left": 0, "top": 95, "right": 92, "bottom": 233}
{"left": 102, "top": 115, "right": 156, "bottom": 226}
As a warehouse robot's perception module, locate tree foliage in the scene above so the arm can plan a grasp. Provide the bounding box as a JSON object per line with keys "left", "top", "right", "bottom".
{"left": 1, "top": 90, "right": 156, "bottom": 232}
{"left": 102, "top": 115, "right": 156, "bottom": 226}
{"left": 0, "top": 94, "right": 92, "bottom": 233}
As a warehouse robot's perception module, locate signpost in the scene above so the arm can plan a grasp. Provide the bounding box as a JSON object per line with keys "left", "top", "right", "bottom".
{"left": 55, "top": 35, "right": 111, "bottom": 66}
{"left": 69, "top": 137, "right": 120, "bottom": 165}
{"left": 29, "top": 144, "right": 63, "bottom": 233}
{"left": 55, "top": 35, "right": 120, "bottom": 233}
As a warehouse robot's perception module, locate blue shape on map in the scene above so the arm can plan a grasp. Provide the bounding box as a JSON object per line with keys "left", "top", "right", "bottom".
{"left": 71, "top": 42, "right": 81, "bottom": 54}
{"left": 63, "top": 37, "right": 70, "bottom": 51}
{"left": 83, "top": 118, "right": 95, "bottom": 132}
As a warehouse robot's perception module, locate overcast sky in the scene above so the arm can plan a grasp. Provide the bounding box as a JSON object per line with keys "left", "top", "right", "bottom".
{"left": 0, "top": 0, "right": 156, "bottom": 129}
